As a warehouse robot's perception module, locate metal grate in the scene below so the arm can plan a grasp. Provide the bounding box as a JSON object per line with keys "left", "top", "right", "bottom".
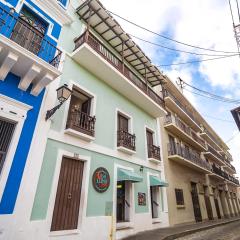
{"left": 0, "top": 119, "right": 16, "bottom": 174}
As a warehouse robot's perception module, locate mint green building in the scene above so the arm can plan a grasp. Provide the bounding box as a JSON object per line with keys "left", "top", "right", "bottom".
{"left": 8, "top": 1, "right": 169, "bottom": 239}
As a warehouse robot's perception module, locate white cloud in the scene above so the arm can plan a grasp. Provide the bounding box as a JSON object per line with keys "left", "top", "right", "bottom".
{"left": 100, "top": 0, "right": 240, "bottom": 174}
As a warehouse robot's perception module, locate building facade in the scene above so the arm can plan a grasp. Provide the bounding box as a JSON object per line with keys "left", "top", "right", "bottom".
{"left": 161, "top": 78, "right": 240, "bottom": 226}
{"left": 1, "top": 0, "right": 169, "bottom": 239}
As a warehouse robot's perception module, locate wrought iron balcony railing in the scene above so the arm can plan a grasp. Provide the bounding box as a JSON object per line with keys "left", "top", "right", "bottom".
{"left": 212, "top": 164, "right": 239, "bottom": 185}
{"left": 66, "top": 110, "right": 96, "bottom": 137}
{"left": 0, "top": 7, "right": 62, "bottom": 68}
{"left": 148, "top": 144, "right": 161, "bottom": 161}
{"left": 168, "top": 142, "right": 211, "bottom": 171}
{"left": 207, "top": 145, "right": 225, "bottom": 162}
{"left": 164, "top": 114, "right": 205, "bottom": 148}
{"left": 117, "top": 130, "right": 136, "bottom": 151}
{"left": 74, "top": 31, "right": 165, "bottom": 109}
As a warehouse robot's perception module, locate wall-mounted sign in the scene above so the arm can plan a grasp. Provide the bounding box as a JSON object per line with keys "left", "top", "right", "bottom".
{"left": 138, "top": 192, "right": 146, "bottom": 206}
{"left": 92, "top": 167, "right": 110, "bottom": 193}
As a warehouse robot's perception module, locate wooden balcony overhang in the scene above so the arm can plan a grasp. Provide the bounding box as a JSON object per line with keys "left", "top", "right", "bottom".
{"left": 168, "top": 154, "right": 211, "bottom": 174}
{"left": 76, "top": 0, "right": 166, "bottom": 88}
{"left": 72, "top": 35, "right": 166, "bottom": 117}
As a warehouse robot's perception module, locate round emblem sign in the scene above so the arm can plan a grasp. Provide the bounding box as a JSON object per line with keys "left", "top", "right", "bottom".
{"left": 92, "top": 167, "right": 110, "bottom": 193}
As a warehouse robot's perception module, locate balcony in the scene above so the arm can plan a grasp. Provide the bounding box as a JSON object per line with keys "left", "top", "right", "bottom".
{"left": 117, "top": 130, "right": 136, "bottom": 154}
{"left": 164, "top": 114, "right": 206, "bottom": 151}
{"left": 0, "top": 7, "right": 62, "bottom": 96}
{"left": 148, "top": 144, "right": 161, "bottom": 163}
{"left": 200, "top": 128, "right": 222, "bottom": 151}
{"left": 223, "top": 161, "right": 236, "bottom": 174}
{"left": 164, "top": 90, "right": 201, "bottom": 131}
{"left": 65, "top": 110, "right": 96, "bottom": 141}
{"left": 211, "top": 164, "right": 239, "bottom": 185}
{"left": 72, "top": 31, "right": 166, "bottom": 117}
{"left": 168, "top": 143, "right": 211, "bottom": 173}
{"left": 204, "top": 145, "right": 225, "bottom": 166}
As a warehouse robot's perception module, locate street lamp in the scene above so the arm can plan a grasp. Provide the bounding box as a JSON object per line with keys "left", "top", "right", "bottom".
{"left": 45, "top": 84, "right": 72, "bottom": 121}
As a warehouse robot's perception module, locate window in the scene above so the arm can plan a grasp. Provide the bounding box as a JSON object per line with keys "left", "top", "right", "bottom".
{"left": 0, "top": 118, "right": 16, "bottom": 175}
{"left": 117, "top": 112, "right": 136, "bottom": 151}
{"left": 66, "top": 86, "right": 95, "bottom": 136}
{"left": 118, "top": 113, "right": 129, "bottom": 132}
{"left": 175, "top": 188, "right": 184, "bottom": 205}
{"left": 11, "top": 7, "right": 47, "bottom": 55}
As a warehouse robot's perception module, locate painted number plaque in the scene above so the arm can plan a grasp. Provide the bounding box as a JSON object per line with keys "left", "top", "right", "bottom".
{"left": 92, "top": 167, "right": 110, "bottom": 193}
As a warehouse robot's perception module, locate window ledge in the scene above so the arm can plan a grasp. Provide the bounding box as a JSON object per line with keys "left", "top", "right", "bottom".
{"left": 64, "top": 128, "right": 95, "bottom": 142}
{"left": 117, "top": 146, "right": 136, "bottom": 155}
{"left": 116, "top": 222, "right": 134, "bottom": 230}
{"left": 148, "top": 158, "right": 161, "bottom": 164}
{"left": 176, "top": 205, "right": 185, "bottom": 209}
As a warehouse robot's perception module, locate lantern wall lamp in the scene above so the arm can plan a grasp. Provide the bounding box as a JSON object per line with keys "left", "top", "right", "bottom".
{"left": 45, "top": 84, "right": 72, "bottom": 121}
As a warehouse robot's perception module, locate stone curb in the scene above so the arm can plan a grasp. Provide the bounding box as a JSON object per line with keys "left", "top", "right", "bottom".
{"left": 162, "top": 218, "right": 240, "bottom": 240}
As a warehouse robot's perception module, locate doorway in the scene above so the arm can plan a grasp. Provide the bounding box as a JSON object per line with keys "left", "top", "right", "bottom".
{"left": 204, "top": 186, "right": 213, "bottom": 220}
{"left": 150, "top": 186, "right": 159, "bottom": 218}
{"left": 51, "top": 157, "right": 84, "bottom": 231}
{"left": 191, "top": 182, "right": 202, "bottom": 222}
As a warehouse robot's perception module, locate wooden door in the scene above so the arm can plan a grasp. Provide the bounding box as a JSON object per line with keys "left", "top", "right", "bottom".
{"left": 118, "top": 114, "right": 128, "bottom": 132}
{"left": 168, "top": 135, "right": 175, "bottom": 154}
{"left": 214, "top": 198, "right": 221, "bottom": 219}
{"left": 146, "top": 130, "right": 153, "bottom": 146}
{"left": 51, "top": 157, "right": 84, "bottom": 231}
{"left": 191, "top": 182, "right": 202, "bottom": 222}
{"left": 204, "top": 187, "right": 213, "bottom": 220}
{"left": 81, "top": 98, "right": 91, "bottom": 115}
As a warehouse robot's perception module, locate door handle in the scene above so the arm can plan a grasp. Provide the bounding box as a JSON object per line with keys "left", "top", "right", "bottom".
{"left": 67, "top": 193, "right": 72, "bottom": 200}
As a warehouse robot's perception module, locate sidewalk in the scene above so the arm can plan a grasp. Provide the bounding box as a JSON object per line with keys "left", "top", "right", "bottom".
{"left": 123, "top": 216, "right": 240, "bottom": 240}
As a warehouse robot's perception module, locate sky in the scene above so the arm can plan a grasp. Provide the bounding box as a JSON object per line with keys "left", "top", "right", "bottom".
{"left": 100, "top": 0, "right": 240, "bottom": 177}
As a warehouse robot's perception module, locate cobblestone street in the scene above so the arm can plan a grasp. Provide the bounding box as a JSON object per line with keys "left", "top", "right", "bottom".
{"left": 176, "top": 221, "right": 240, "bottom": 240}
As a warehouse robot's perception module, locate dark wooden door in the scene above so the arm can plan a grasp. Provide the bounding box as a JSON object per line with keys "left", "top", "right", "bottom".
{"left": 214, "top": 198, "right": 221, "bottom": 219}
{"left": 118, "top": 114, "right": 128, "bottom": 132}
{"left": 81, "top": 99, "right": 91, "bottom": 115}
{"left": 0, "top": 119, "right": 15, "bottom": 174}
{"left": 117, "top": 181, "right": 125, "bottom": 222}
{"left": 146, "top": 130, "right": 153, "bottom": 146}
{"left": 191, "top": 182, "right": 202, "bottom": 222}
{"left": 51, "top": 157, "right": 84, "bottom": 231}
{"left": 204, "top": 196, "right": 213, "bottom": 220}
{"left": 169, "top": 135, "right": 176, "bottom": 154}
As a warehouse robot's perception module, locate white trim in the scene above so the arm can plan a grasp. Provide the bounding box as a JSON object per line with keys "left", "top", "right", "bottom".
{"left": 48, "top": 129, "right": 165, "bottom": 171}
{"left": 0, "top": 95, "right": 32, "bottom": 202}
{"left": 61, "top": 80, "right": 97, "bottom": 137}
{"left": 46, "top": 149, "right": 90, "bottom": 235}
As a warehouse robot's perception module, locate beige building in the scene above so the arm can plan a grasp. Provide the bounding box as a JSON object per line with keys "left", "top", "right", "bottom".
{"left": 160, "top": 77, "right": 240, "bottom": 226}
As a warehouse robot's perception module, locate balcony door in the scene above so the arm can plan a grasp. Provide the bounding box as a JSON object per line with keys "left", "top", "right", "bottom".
{"left": 118, "top": 114, "right": 128, "bottom": 132}
{"left": 169, "top": 135, "right": 176, "bottom": 154}
{"left": 146, "top": 129, "right": 153, "bottom": 147}
{"left": 11, "top": 8, "right": 47, "bottom": 55}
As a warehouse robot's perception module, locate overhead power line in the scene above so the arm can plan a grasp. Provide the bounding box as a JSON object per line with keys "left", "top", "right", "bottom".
{"left": 107, "top": 10, "right": 239, "bottom": 54}
{"left": 202, "top": 114, "right": 235, "bottom": 123}
{"left": 226, "top": 132, "right": 240, "bottom": 143}
{"left": 156, "top": 54, "right": 239, "bottom": 67}
{"left": 130, "top": 34, "right": 234, "bottom": 57}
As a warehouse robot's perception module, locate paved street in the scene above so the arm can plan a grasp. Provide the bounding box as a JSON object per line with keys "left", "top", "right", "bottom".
{"left": 123, "top": 218, "right": 240, "bottom": 240}
{"left": 176, "top": 221, "right": 240, "bottom": 240}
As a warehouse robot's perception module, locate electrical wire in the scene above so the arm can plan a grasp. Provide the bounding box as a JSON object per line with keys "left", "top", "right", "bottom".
{"left": 226, "top": 132, "right": 240, "bottom": 142}
{"left": 184, "top": 88, "right": 240, "bottom": 104}
{"left": 130, "top": 34, "right": 234, "bottom": 57}
{"left": 202, "top": 114, "right": 235, "bottom": 123}
{"left": 182, "top": 80, "right": 240, "bottom": 103}
{"left": 155, "top": 54, "right": 239, "bottom": 67}
{"left": 107, "top": 10, "right": 240, "bottom": 54}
